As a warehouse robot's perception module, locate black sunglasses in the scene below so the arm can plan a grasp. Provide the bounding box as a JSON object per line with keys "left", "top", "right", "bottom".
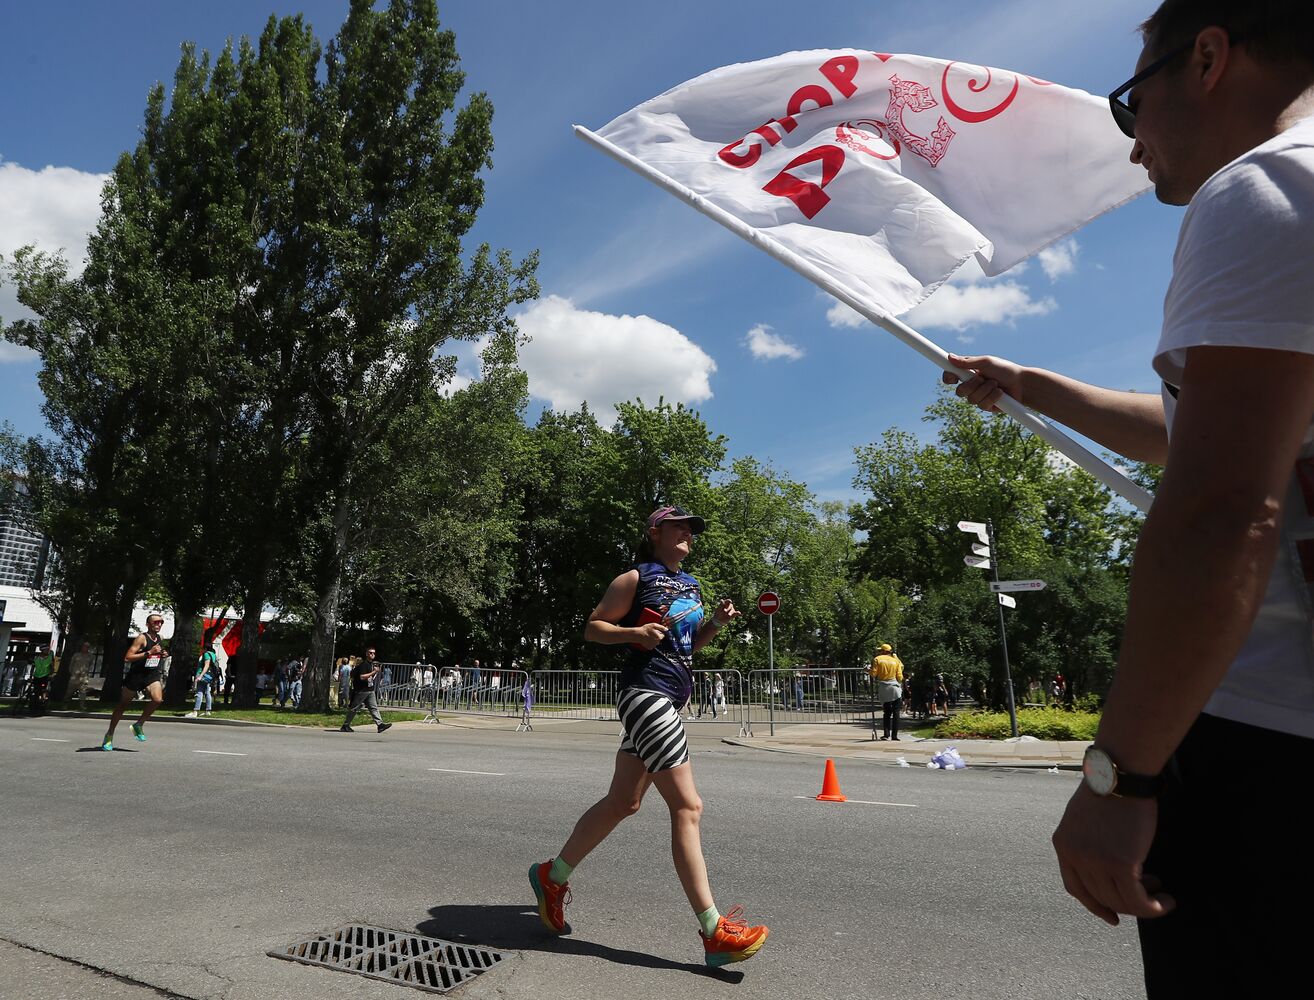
{"left": 1108, "top": 32, "right": 1242, "bottom": 139}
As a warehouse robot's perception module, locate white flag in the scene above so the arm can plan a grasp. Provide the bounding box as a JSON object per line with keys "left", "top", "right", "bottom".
{"left": 591, "top": 50, "right": 1148, "bottom": 317}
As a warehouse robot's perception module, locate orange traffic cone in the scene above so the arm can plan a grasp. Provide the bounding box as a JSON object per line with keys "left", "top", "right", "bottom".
{"left": 816, "top": 758, "right": 847, "bottom": 802}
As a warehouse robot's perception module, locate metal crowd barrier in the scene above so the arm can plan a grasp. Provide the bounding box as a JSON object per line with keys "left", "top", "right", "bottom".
{"left": 373, "top": 667, "right": 752, "bottom": 734}
{"left": 528, "top": 669, "right": 749, "bottom": 736}
{"left": 743, "top": 667, "right": 880, "bottom": 737}
{"left": 370, "top": 663, "right": 886, "bottom": 739}
{"left": 374, "top": 665, "right": 531, "bottom": 725}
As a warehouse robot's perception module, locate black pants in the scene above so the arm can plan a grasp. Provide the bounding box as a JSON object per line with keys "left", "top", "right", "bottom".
{"left": 1138, "top": 712, "right": 1313, "bottom": 995}
{"left": 882, "top": 699, "right": 900, "bottom": 738}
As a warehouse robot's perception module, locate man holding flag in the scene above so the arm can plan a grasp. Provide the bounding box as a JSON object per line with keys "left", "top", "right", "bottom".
{"left": 946, "top": 2, "right": 1314, "bottom": 992}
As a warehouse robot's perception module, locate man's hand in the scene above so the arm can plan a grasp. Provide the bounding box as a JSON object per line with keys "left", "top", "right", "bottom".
{"left": 941, "top": 354, "right": 1026, "bottom": 413}
{"left": 631, "top": 622, "right": 668, "bottom": 650}
{"left": 1051, "top": 784, "right": 1174, "bottom": 926}
{"left": 713, "top": 599, "right": 741, "bottom": 625}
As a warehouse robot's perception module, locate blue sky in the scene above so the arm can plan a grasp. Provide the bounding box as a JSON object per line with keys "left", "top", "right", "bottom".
{"left": 0, "top": 0, "right": 1177, "bottom": 505}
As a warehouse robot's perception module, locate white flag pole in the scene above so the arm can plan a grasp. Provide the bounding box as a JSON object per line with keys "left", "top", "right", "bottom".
{"left": 574, "top": 125, "right": 1154, "bottom": 514}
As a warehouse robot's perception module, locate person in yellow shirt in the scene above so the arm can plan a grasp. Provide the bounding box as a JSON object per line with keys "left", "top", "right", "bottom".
{"left": 869, "top": 643, "right": 905, "bottom": 741}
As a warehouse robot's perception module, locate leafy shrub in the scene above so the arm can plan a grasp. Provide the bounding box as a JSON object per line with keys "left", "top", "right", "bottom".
{"left": 933, "top": 707, "right": 1100, "bottom": 741}
{"left": 1071, "top": 692, "right": 1102, "bottom": 713}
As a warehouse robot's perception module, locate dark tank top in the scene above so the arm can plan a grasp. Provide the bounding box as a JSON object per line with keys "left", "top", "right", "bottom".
{"left": 619, "top": 561, "right": 705, "bottom": 705}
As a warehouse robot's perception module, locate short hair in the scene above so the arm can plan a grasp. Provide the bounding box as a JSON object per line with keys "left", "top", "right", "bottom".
{"left": 1141, "top": 0, "right": 1314, "bottom": 68}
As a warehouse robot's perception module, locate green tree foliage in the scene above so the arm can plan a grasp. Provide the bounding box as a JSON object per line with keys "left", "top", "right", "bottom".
{"left": 850, "top": 389, "right": 1136, "bottom": 707}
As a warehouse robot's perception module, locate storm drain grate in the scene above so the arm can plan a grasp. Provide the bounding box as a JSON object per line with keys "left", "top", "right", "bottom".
{"left": 268, "top": 923, "right": 509, "bottom": 994}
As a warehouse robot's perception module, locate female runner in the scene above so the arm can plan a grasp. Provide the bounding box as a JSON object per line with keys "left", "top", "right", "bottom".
{"left": 529, "top": 505, "right": 769, "bottom": 967}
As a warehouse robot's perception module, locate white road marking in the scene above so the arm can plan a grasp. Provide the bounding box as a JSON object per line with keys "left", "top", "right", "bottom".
{"left": 192, "top": 750, "right": 247, "bottom": 756}
{"left": 31, "top": 738, "right": 70, "bottom": 742}
{"left": 428, "top": 767, "right": 505, "bottom": 776}
{"left": 793, "top": 795, "right": 917, "bottom": 808}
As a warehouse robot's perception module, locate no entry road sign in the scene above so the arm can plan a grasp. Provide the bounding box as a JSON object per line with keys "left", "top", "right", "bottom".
{"left": 757, "top": 591, "right": 780, "bottom": 615}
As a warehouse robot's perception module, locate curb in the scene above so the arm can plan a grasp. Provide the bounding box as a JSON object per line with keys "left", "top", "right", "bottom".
{"left": 719, "top": 737, "right": 1082, "bottom": 771}
{"left": 27, "top": 710, "right": 289, "bottom": 729}
{"left": 8, "top": 708, "right": 439, "bottom": 731}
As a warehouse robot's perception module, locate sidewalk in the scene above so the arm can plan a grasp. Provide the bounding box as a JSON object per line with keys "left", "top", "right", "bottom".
{"left": 723, "top": 722, "right": 1089, "bottom": 769}
{"left": 10, "top": 704, "right": 1088, "bottom": 767}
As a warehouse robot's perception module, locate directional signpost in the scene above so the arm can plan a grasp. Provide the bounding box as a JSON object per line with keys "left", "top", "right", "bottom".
{"left": 957, "top": 520, "right": 988, "bottom": 544}
{"left": 990, "top": 580, "right": 1046, "bottom": 593}
{"left": 958, "top": 518, "right": 1019, "bottom": 738}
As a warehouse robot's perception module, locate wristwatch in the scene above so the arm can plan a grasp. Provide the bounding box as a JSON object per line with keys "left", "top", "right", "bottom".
{"left": 1081, "top": 747, "right": 1163, "bottom": 799}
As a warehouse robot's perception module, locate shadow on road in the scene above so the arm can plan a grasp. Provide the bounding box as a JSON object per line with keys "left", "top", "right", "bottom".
{"left": 418, "top": 903, "right": 746, "bottom": 983}
{"left": 73, "top": 746, "right": 137, "bottom": 752}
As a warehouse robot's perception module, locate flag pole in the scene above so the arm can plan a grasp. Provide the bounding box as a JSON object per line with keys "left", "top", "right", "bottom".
{"left": 574, "top": 125, "right": 1154, "bottom": 514}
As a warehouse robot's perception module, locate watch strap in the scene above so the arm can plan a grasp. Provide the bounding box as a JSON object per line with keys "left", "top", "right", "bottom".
{"left": 1114, "top": 768, "right": 1163, "bottom": 799}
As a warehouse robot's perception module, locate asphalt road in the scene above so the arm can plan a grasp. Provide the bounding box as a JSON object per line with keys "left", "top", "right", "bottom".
{"left": 0, "top": 715, "right": 1144, "bottom": 1000}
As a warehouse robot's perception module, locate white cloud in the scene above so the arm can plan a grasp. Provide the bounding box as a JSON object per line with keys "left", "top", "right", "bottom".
{"left": 902, "top": 255, "right": 1054, "bottom": 335}
{"left": 907, "top": 280, "right": 1056, "bottom": 333}
{"left": 743, "top": 323, "right": 803, "bottom": 361}
{"left": 823, "top": 253, "right": 1055, "bottom": 336}
{"left": 826, "top": 300, "right": 868, "bottom": 329}
{"left": 513, "top": 295, "right": 715, "bottom": 420}
{"left": 437, "top": 371, "right": 474, "bottom": 397}
{"left": 0, "top": 160, "right": 108, "bottom": 363}
{"left": 1037, "top": 238, "right": 1080, "bottom": 282}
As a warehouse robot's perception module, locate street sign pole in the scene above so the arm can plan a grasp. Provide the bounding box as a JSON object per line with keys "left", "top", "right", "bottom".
{"left": 757, "top": 591, "right": 780, "bottom": 737}
{"left": 988, "top": 519, "right": 1020, "bottom": 738}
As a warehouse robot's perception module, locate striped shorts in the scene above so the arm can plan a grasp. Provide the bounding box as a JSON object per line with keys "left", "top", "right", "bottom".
{"left": 617, "top": 688, "right": 691, "bottom": 773}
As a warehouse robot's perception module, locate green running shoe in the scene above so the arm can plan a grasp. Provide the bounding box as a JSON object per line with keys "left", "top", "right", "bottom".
{"left": 101, "top": 738, "right": 113, "bottom": 752}
{"left": 131, "top": 722, "right": 146, "bottom": 742}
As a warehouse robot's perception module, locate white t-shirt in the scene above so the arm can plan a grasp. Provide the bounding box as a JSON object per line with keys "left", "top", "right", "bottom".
{"left": 1154, "top": 114, "right": 1314, "bottom": 739}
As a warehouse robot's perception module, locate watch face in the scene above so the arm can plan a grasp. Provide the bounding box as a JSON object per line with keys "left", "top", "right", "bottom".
{"left": 1083, "top": 748, "right": 1117, "bottom": 796}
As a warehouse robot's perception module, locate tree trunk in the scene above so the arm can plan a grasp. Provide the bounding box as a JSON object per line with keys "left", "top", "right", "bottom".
{"left": 164, "top": 600, "right": 203, "bottom": 706}
{"left": 305, "top": 489, "right": 353, "bottom": 713}
{"left": 99, "top": 583, "right": 138, "bottom": 701}
{"left": 232, "top": 589, "right": 264, "bottom": 708}
{"left": 49, "top": 585, "right": 92, "bottom": 703}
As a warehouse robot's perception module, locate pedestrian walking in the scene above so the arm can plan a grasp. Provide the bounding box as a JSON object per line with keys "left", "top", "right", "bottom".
{"left": 101, "top": 614, "right": 168, "bottom": 751}
{"left": 696, "top": 672, "right": 713, "bottom": 718}
{"left": 528, "top": 504, "right": 768, "bottom": 967}
{"left": 337, "top": 657, "right": 352, "bottom": 706}
{"left": 869, "top": 644, "right": 904, "bottom": 741}
{"left": 340, "top": 646, "right": 393, "bottom": 734}
{"left": 188, "top": 639, "right": 220, "bottom": 717}
{"left": 31, "top": 645, "right": 54, "bottom": 710}
{"left": 288, "top": 655, "right": 305, "bottom": 708}
{"left": 68, "top": 641, "right": 94, "bottom": 711}
{"left": 468, "top": 658, "right": 482, "bottom": 708}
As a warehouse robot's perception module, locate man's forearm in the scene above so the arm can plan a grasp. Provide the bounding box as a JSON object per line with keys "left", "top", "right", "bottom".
{"left": 1094, "top": 487, "right": 1284, "bottom": 775}
{"left": 1020, "top": 368, "right": 1167, "bottom": 464}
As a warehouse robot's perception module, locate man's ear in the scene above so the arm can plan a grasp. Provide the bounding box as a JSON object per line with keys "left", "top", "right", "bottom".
{"left": 1194, "top": 25, "right": 1235, "bottom": 95}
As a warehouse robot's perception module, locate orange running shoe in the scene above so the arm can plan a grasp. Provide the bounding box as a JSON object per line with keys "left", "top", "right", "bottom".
{"left": 529, "top": 861, "right": 571, "bottom": 934}
{"left": 701, "top": 905, "right": 769, "bottom": 967}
